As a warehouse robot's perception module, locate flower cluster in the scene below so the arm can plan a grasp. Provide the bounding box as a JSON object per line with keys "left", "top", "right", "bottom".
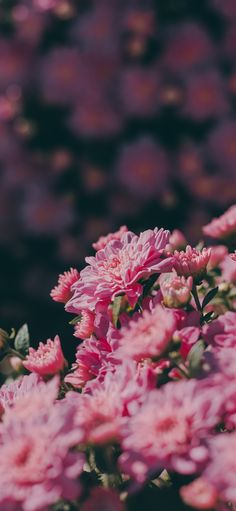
{"left": 1, "top": 207, "right": 236, "bottom": 510}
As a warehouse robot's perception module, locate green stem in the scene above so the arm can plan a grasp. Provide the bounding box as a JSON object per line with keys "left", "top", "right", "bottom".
{"left": 191, "top": 284, "right": 202, "bottom": 313}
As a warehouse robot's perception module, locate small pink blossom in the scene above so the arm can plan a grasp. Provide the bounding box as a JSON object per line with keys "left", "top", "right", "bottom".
{"left": 73, "top": 310, "right": 95, "bottom": 339}
{"left": 159, "top": 273, "right": 193, "bottom": 308}
{"left": 183, "top": 69, "right": 229, "bottom": 121}
{"left": 92, "top": 226, "right": 128, "bottom": 251}
{"left": 120, "top": 379, "right": 221, "bottom": 482}
{"left": 23, "top": 335, "right": 65, "bottom": 376}
{"left": 165, "top": 229, "right": 187, "bottom": 253}
{"left": 81, "top": 488, "right": 124, "bottom": 511}
{"left": 65, "top": 336, "right": 112, "bottom": 388}
{"left": 180, "top": 478, "right": 218, "bottom": 510}
{"left": 116, "top": 304, "right": 176, "bottom": 362}
{"left": 173, "top": 245, "right": 211, "bottom": 281}
{"left": 50, "top": 267, "right": 80, "bottom": 303}
{"left": 0, "top": 373, "right": 41, "bottom": 412}
{"left": 66, "top": 228, "right": 173, "bottom": 313}
{"left": 220, "top": 255, "right": 236, "bottom": 284}
{"left": 203, "top": 204, "right": 236, "bottom": 240}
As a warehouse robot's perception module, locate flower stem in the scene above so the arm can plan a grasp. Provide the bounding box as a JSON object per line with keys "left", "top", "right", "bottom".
{"left": 191, "top": 284, "right": 202, "bottom": 313}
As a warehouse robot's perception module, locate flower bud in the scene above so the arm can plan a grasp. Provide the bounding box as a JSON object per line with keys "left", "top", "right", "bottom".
{"left": 160, "top": 273, "right": 193, "bottom": 308}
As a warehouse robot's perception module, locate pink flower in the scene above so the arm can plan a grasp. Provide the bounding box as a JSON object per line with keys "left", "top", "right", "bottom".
{"left": 23, "top": 335, "right": 65, "bottom": 376}
{"left": 67, "top": 361, "right": 154, "bottom": 445}
{"left": 176, "top": 326, "right": 201, "bottom": 359}
{"left": 230, "top": 252, "right": 236, "bottom": 261}
{"left": 73, "top": 310, "right": 95, "bottom": 339}
{"left": 203, "top": 311, "right": 236, "bottom": 348}
{"left": 165, "top": 229, "right": 187, "bottom": 253}
{"left": 116, "top": 304, "right": 176, "bottom": 362}
{"left": 39, "top": 47, "right": 81, "bottom": 104}
{"left": 211, "top": 0, "right": 236, "bottom": 20}
{"left": 180, "top": 478, "right": 218, "bottom": 510}
{"left": 50, "top": 267, "right": 80, "bottom": 303}
{"left": 120, "top": 379, "right": 221, "bottom": 482}
{"left": 172, "top": 246, "right": 211, "bottom": 281}
{"left": 92, "top": 225, "right": 128, "bottom": 251}
{"left": 69, "top": 96, "right": 123, "bottom": 138}
{"left": 204, "top": 432, "right": 236, "bottom": 506}
{"left": 0, "top": 379, "right": 84, "bottom": 511}
{"left": 159, "top": 273, "right": 193, "bottom": 308}
{"left": 81, "top": 488, "right": 124, "bottom": 511}
{"left": 66, "top": 228, "right": 173, "bottom": 313}
{"left": 220, "top": 254, "right": 236, "bottom": 284}
{"left": 0, "top": 373, "right": 41, "bottom": 412}
{"left": 162, "top": 23, "right": 214, "bottom": 74}
{"left": 65, "top": 336, "right": 112, "bottom": 388}
{"left": 207, "top": 245, "right": 228, "bottom": 271}
{"left": 120, "top": 66, "right": 160, "bottom": 118}
{"left": 116, "top": 138, "right": 169, "bottom": 200}
{"left": 183, "top": 69, "right": 229, "bottom": 121}
{"left": 203, "top": 204, "right": 236, "bottom": 240}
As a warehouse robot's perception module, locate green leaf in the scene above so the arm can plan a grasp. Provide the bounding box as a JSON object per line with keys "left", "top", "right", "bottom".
{"left": 187, "top": 340, "right": 205, "bottom": 376}
{"left": 142, "top": 273, "right": 159, "bottom": 297}
{"left": 202, "top": 287, "right": 218, "bottom": 310}
{"left": 112, "top": 295, "right": 124, "bottom": 328}
{"left": 14, "top": 324, "right": 30, "bottom": 355}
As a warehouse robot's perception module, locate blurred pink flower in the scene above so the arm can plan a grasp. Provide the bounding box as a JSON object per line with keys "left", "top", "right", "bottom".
{"left": 65, "top": 336, "right": 112, "bottom": 388}
{"left": 162, "top": 23, "right": 214, "bottom": 74}
{"left": 81, "top": 488, "right": 124, "bottom": 511}
{"left": 173, "top": 246, "right": 211, "bottom": 281}
{"left": 204, "top": 432, "right": 236, "bottom": 506}
{"left": 207, "top": 245, "right": 228, "bottom": 271}
{"left": 176, "top": 326, "right": 201, "bottom": 359}
{"left": 207, "top": 122, "right": 236, "bottom": 175}
{"left": 0, "top": 379, "right": 84, "bottom": 511}
{"left": 40, "top": 47, "right": 82, "bottom": 104}
{"left": 0, "top": 373, "right": 40, "bottom": 412}
{"left": 220, "top": 254, "right": 236, "bottom": 284}
{"left": 116, "top": 138, "right": 170, "bottom": 199}
{"left": 50, "top": 267, "right": 80, "bottom": 303}
{"left": 69, "top": 96, "right": 123, "bottom": 138}
{"left": 120, "top": 379, "right": 220, "bottom": 481}
{"left": 203, "top": 311, "right": 236, "bottom": 348}
{"left": 66, "top": 228, "right": 173, "bottom": 313}
{"left": 23, "top": 335, "right": 65, "bottom": 376}
{"left": 183, "top": 69, "right": 229, "bottom": 121}
{"left": 67, "top": 361, "right": 154, "bottom": 444}
{"left": 73, "top": 310, "right": 95, "bottom": 339}
{"left": 116, "top": 304, "right": 176, "bottom": 362}
{"left": 120, "top": 66, "right": 160, "bottom": 117}
{"left": 230, "top": 252, "right": 236, "bottom": 261}
{"left": 203, "top": 204, "right": 236, "bottom": 240}
{"left": 93, "top": 225, "right": 128, "bottom": 251}
{"left": 211, "top": 0, "right": 236, "bottom": 19}
{"left": 165, "top": 229, "right": 187, "bottom": 253}
{"left": 159, "top": 273, "right": 193, "bottom": 308}
{"left": 0, "top": 39, "right": 31, "bottom": 92}
{"left": 180, "top": 478, "right": 218, "bottom": 510}
{"left": 71, "top": 5, "right": 119, "bottom": 55}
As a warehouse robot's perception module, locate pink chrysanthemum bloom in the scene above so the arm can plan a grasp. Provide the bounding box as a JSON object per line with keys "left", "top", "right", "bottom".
{"left": 203, "top": 311, "right": 236, "bottom": 348}
{"left": 116, "top": 304, "right": 176, "bottom": 362}
{"left": 159, "top": 273, "right": 193, "bottom": 308}
{"left": 203, "top": 204, "right": 236, "bottom": 241}
{"left": 23, "top": 335, "right": 65, "bottom": 376}
{"left": 73, "top": 310, "right": 95, "bottom": 339}
{"left": 204, "top": 432, "right": 236, "bottom": 506}
{"left": 65, "top": 336, "right": 112, "bottom": 388}
{"left": 66, "top": 228, "right": 173, "bottom": 313}
{"left": 81, "top": 488, "right": 124, "bottom": 511}
{"left": 180, "top": 478, "right": 218, "bottom": 510}
{"left": 0, "top": 373, "right": 41, "bottom": 413}
{"left": 92, "top": 226, "right": 128, "bottom": 251}
{"left": 0, "top": 378, "right": 84, "bottom": 511}
{"left": 172, "top": 245, "right": 211, "bottom": 282}
{"left": 67, "top": 361, "right": 154, "bottom": 445}
{"left": 120, "top": 379, "right": 221, "bottom": 482}
{"left": 50, "top": 267, "right": 80, "bottom": 303}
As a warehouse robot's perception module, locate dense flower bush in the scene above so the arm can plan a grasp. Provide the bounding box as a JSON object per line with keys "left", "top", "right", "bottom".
{"left": 1, "top": 204, "right": 236, "bottom": 510}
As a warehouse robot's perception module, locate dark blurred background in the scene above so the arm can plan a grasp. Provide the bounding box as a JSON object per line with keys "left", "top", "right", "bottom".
{"left": 0, "top": 0, "right": 236, "bottom": 353}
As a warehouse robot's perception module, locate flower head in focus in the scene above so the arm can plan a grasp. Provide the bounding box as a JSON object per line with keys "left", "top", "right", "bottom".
{"left": 159, "top": 273, "right": 193, "bottom": 308}
{"left": 173, "top": 245, "right": 211, "bottom": 282}
{"left": 66, "top": 228, "right": 173, "bottom": 313}
{"left": 23, "top": 335, "right": 65, "bottom": 376}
